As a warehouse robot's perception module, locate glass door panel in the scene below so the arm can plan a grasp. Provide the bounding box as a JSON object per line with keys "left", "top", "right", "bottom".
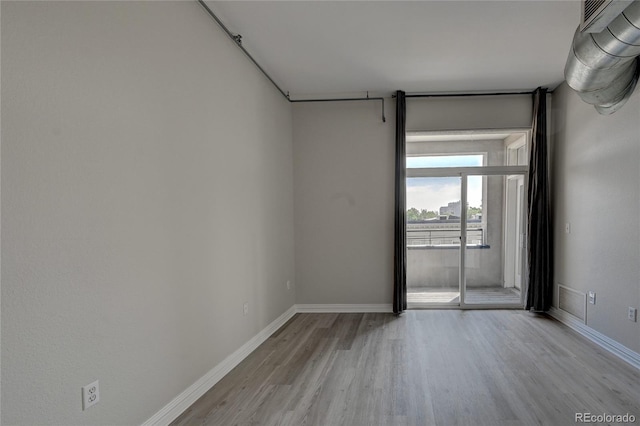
{"left": 406, "top": 176, "right": 461, "bottom": 306}
{"left": 463, "top": 174, "right": 524, "bottom": 306}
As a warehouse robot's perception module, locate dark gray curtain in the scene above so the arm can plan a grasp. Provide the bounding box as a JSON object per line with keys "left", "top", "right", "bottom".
{"left": 393, "top": 91, "right": 407, "bottom": 314}
{"left": 526, "top": 87, "right": 553, "bottom": 311}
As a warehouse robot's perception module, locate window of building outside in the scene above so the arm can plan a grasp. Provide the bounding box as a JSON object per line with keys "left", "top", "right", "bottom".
{"left": 406, "top": 154, "right": 486, "bottom": 248}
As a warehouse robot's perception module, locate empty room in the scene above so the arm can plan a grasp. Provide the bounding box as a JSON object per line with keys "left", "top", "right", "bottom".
{"left": 2, "top": 1, "right": 640, "bottom": 425}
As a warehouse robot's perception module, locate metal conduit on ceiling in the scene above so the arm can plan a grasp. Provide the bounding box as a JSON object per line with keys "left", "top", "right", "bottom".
{"left": 197, "top": 0, "right": 386, "bottom": 122}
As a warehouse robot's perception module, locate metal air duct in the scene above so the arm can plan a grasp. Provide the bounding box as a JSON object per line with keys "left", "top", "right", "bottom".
{"left": 565, "top": 0, "right": 640, "bottom": 114}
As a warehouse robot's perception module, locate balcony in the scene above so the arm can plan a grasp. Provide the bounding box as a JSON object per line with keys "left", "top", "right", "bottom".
{"left": 406, "top": 224, "right": 522, "bottom": 306}
{"left": 407, "top": 287, "right": 521, "bottom": 305}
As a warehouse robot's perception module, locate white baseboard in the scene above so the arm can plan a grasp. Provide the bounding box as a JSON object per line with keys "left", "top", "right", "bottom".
{"left": 548, "top": 307, "right": 640, "bottom": 371}
{"left": 295, "top": 303, "right": 393, "bottom": 313}
{"left": 141, "top": 305, "right": 297, "bottom": 426}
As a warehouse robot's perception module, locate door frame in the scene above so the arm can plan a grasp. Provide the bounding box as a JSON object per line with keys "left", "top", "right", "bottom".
{"left": 504, "top": 175, "right": 525, "bottom": 292}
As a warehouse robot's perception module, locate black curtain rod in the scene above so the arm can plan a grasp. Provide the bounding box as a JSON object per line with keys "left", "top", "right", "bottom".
{"left": 400, "top": 90, "right": 552, "bottom": 99}
{"left": 197, "top": 0, "right": 387, "bottom": 122}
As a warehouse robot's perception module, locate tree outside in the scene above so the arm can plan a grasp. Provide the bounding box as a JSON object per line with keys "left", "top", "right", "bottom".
{"left": 406, "top": 205, "right": 482, "bottom": 221}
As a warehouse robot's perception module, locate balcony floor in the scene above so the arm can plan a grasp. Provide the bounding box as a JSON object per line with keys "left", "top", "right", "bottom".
{"left": 407, "top": 286, "right": 521, "bottom": 306}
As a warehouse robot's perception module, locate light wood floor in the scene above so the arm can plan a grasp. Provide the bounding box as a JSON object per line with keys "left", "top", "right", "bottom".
{"left": 171, "top": 311, "right": 640, "bottom": 426}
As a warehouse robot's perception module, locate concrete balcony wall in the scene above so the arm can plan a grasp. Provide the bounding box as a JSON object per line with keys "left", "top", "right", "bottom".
{"left": 407, "top": 247, "right": 503, "bottom": 289}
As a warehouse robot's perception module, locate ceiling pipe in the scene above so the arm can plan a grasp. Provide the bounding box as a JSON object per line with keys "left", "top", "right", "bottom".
{"left": 564, "top": 0, "right": 640, "bottom": 114}
{"left": 196, "top": 0, "right": 386, "bottom": 122}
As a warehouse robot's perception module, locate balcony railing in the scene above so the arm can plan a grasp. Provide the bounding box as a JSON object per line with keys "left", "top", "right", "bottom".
{"left": 407, "top": 228, "right": 484, "bottom": 247}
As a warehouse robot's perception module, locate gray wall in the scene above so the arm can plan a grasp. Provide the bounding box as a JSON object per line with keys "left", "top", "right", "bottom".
{"left": 552, "top": 83, "right": 640, "bottom": 353}
{"left": 292, "top": 101, "right": 395, "bottom": 304}
{"left": 1, "top": 2, "right": 295, "bottom": 425}
{"left": 407, "top": 95, "right": 532, "bottom": 131}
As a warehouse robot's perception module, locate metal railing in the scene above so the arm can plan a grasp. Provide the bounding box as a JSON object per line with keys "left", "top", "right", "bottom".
{"left": 407, "top": 228, "right": 484, "bottom": 248}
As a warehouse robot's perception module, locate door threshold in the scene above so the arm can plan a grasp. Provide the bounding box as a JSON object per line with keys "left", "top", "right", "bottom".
{"left": 408, "top": 302, "right": 524, "bottom": 310}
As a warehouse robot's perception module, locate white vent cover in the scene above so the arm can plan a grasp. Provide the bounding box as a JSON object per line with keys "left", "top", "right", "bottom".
{"left": 558, "top": 285, "right": 587, "bottom": 322}
{"left": 580, "top": 0, "right": 634, "bottom": 32}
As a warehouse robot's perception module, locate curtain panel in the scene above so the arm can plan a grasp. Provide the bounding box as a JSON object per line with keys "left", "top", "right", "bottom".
{"left": 526, "top": 87, "right": 553, "bottom": 311}
{"left": 393, "top": 91, "right": 407, "bottom": 314}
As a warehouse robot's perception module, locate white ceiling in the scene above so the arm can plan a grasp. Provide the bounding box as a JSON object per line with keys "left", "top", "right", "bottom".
{"left": 206, "top": 1, "right": 580, "bottom": 98}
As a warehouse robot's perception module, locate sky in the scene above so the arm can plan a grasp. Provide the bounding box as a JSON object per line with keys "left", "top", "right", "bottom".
{"left": 406, "top": 155, "right": 483, "bottom": 169}
{"left": 407, "top": 176, "right": 482, "bottom": 212}
{"left": 406, "top": 155, "right": 483, "bottom": 212}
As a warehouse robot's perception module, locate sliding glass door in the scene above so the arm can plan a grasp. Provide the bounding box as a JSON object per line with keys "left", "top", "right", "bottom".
{"left": 404, "top": 130, "right": 529, "bottom": 308}
{"left": 463, "top": 173, "right": 525, "bottom": 306}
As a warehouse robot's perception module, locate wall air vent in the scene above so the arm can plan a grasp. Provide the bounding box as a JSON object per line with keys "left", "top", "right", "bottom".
{"left": 580, "top": 0, "right": 634, "bottom": 32}
{"left": 584, "top": 0, "right": 608, "bottom": 22}
{"left": 558, "top": 285, "right": 587, "bottom": 323}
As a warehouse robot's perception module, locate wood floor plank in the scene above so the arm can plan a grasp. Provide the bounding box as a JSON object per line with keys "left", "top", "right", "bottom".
{"left": 170, "top": 311, "right": 640, "bottom": 426}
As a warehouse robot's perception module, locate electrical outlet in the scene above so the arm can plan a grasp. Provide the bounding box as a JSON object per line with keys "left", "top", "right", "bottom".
{"left": 628, "top": 307, "right": 637, "bottom": 322}
{"left": 286, "top": 280, "right": 291, "bottom": 290}
{"left": 588, "top": 291, "right": 596, "bottom": 305}
{"left": 243, "top": 302, "right": 249, "bottom": 316}
{"left": 82, "top": 380, "right": 99, "bottom": 410}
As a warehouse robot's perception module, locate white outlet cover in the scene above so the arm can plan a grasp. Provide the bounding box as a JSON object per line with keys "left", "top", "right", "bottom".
{"left": 629, "top": 307, "right": 637, "bottom": 322}
{"left": 82, "top": 380, "right": 100, "bottom": 410}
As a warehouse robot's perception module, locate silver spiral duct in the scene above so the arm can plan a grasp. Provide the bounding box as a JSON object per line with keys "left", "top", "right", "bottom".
{"left": 565, "top": 0, "right": 640, "bottom": 114}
